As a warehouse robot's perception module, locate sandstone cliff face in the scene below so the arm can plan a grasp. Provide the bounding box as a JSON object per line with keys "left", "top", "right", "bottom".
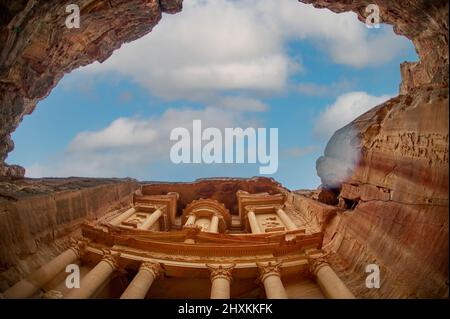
{"left": 309, "top": 0, "right": 449, "bottom": 298}
{"left": 316, "top": 89, "right": 449, "bottom": 298}
{"left": 0, "top": 178, "right": 139, "bottom": 291}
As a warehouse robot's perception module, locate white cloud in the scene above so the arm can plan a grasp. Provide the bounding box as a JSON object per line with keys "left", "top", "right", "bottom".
{"left": 69, "top": 118, "right": 158, "bottom": 151}
{"left": 314, "top": 91, "right": 392, "bottom": 138}
{"left": 25, "top": 107, "right": 260, "bottom": 178}
{"left": 81, "top": 0, "right": 293, "bottom": 100}
{"left": 78, "top": 0, "right": 410, "bottom": 101}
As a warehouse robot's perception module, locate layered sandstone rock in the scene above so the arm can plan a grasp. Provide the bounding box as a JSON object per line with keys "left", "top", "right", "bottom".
{"left": 310, "top": 0, "right": 449, "bottom": 299}
{"left": 140, "top": 177, "right": 287, "bottom": 215}
{"left": 0, "top": 177, "right": 139, "bottom": 291}
{"left": 316, "top": 89, "right": 449, "bottom": 298}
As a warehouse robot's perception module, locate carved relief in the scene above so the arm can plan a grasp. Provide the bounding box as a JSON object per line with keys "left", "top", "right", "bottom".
{"left": 370, "top": 132, "right": 449, "bottom": 164}
{"left": 140, "top": 261, "right": 163, "bottom": 279}
{"left": 206, "top": 264, "right": 235, "bottom": 282}
{"left": 181, "top": 198, "right": 231, "bottom": 233}
{"left": 68, "top": 237, "right": 89, "bottom": 258}
{"left": 101, "top": 249, "right": 121, "bottom": 269}
{"left": 123, "top": 214, "right": 147, "bottom": 228}
{"left": 257, "top": 261, "right": 283, "bottom": 282}
{"left": 307, "top": 255, "right": 330, "bottom": 276}
{"left": 195, "top": 218, "right": 211, "bottom": 232}
{"left": 260, "top": 216, "right": 283, "bottom": 231}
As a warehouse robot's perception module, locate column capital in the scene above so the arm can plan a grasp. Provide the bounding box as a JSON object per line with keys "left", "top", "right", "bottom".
{"left": 140, "top": 261, "right": 163, "bottom": 279}
{"left": 244, "top": 206, "right": 257, "bottom": 215}
{"left": 101, "top": 249, "right": 121, "bottom": 269}
{"left": 68, "top": 237, "right": 89, "bottom": 258}
{"left": 307, "top": 254, "right": 330, "bottom": 276}
{"left": 154, "top": 205, "right": 166, "bottom": 213}
{"left": 256, "top": 261, "right": 283, "bottom": 283}
{"left": 206, "top": 264, "right": 235, "bottom": 282}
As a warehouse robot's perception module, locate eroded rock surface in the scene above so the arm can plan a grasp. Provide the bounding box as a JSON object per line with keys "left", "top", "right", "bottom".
{"left": 0, "top": 177, "right": 139, "bottom": 290}
{"left": 316, "top": 89, "right": 449, "bottom": 298}
{"left": 310, "top": 1, "right": 449, "bottom": 298}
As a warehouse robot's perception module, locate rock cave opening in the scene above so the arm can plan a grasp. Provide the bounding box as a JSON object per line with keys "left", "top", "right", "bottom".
{"left": 0, "top": 0, "right": 447, "bottom": 300}
{"left": 3, "top": 0, "right": 418, "bottom": 193}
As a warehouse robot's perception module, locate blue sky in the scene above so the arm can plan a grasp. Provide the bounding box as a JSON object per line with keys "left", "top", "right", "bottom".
{"left": 7, "top": 0, "right": 417, "bottom": 190}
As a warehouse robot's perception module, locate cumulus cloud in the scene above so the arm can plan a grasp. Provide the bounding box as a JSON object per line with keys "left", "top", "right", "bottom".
{"left": 25, "top": 0, "right": 410, "bottom": 181}
{"left": 25, "top": 107, "right": 260, "bottom": 178}
{"left": 69, "top": 118, "right": 158, "bottom": 151}
{"left": 314, "top": 91, "right": 392, "bottom": 138}
{"left": 78, "top": 0, "right": 410, "bottom": 102}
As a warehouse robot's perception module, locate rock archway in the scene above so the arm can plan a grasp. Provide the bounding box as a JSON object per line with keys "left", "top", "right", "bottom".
{"left": 0, "top": 0, "right": 448, "bottom": 298}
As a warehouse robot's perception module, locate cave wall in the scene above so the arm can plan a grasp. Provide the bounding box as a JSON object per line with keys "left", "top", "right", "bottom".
{"left": 310, "top": 0, "right": 449, "bottom": 298}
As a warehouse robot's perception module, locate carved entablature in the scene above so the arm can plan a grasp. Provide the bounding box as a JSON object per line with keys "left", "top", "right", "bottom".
{"left": 133, "top": 192, "right": 179, "bottom": 226}
{"left": 181, "top": 198, "right": 231, "bottom": 233}
{"left": 237, "top": 190, "right": 286, "bottom": 229}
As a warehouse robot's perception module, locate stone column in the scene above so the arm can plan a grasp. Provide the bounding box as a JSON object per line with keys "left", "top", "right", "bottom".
{"left": 120, "top": 262, "right": 162, "bottom": 299}
{"left": 257, "top": 262, "right": 288, "bottom": 299}
{"left": 206, "top": 264, "right": 235, "bottom": 299}
{"left": 139, "top": 209, "right": 163, "bottom": 230}
{"left": 208, "top": 215, "right": 220, "bottom": 233}
{"left": 65, "top": 250, "right": 120, "bottom": 299}
{"left": 276, "top": 207, "right": 297, "bottom": 230}
{"left": 247, "top": 210, "right": 262, "bottom": 234}
{"left": 308, "top": 255, "right": 355, "bottom": 299}
{"left": 184, "top": 214, "right": 196, "bottom": 227}
{"left": 3, "top": 240, "right": 86, "bottom": 299}
{"left": 110, "top": 207, "right": 136, "bottom": 226}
